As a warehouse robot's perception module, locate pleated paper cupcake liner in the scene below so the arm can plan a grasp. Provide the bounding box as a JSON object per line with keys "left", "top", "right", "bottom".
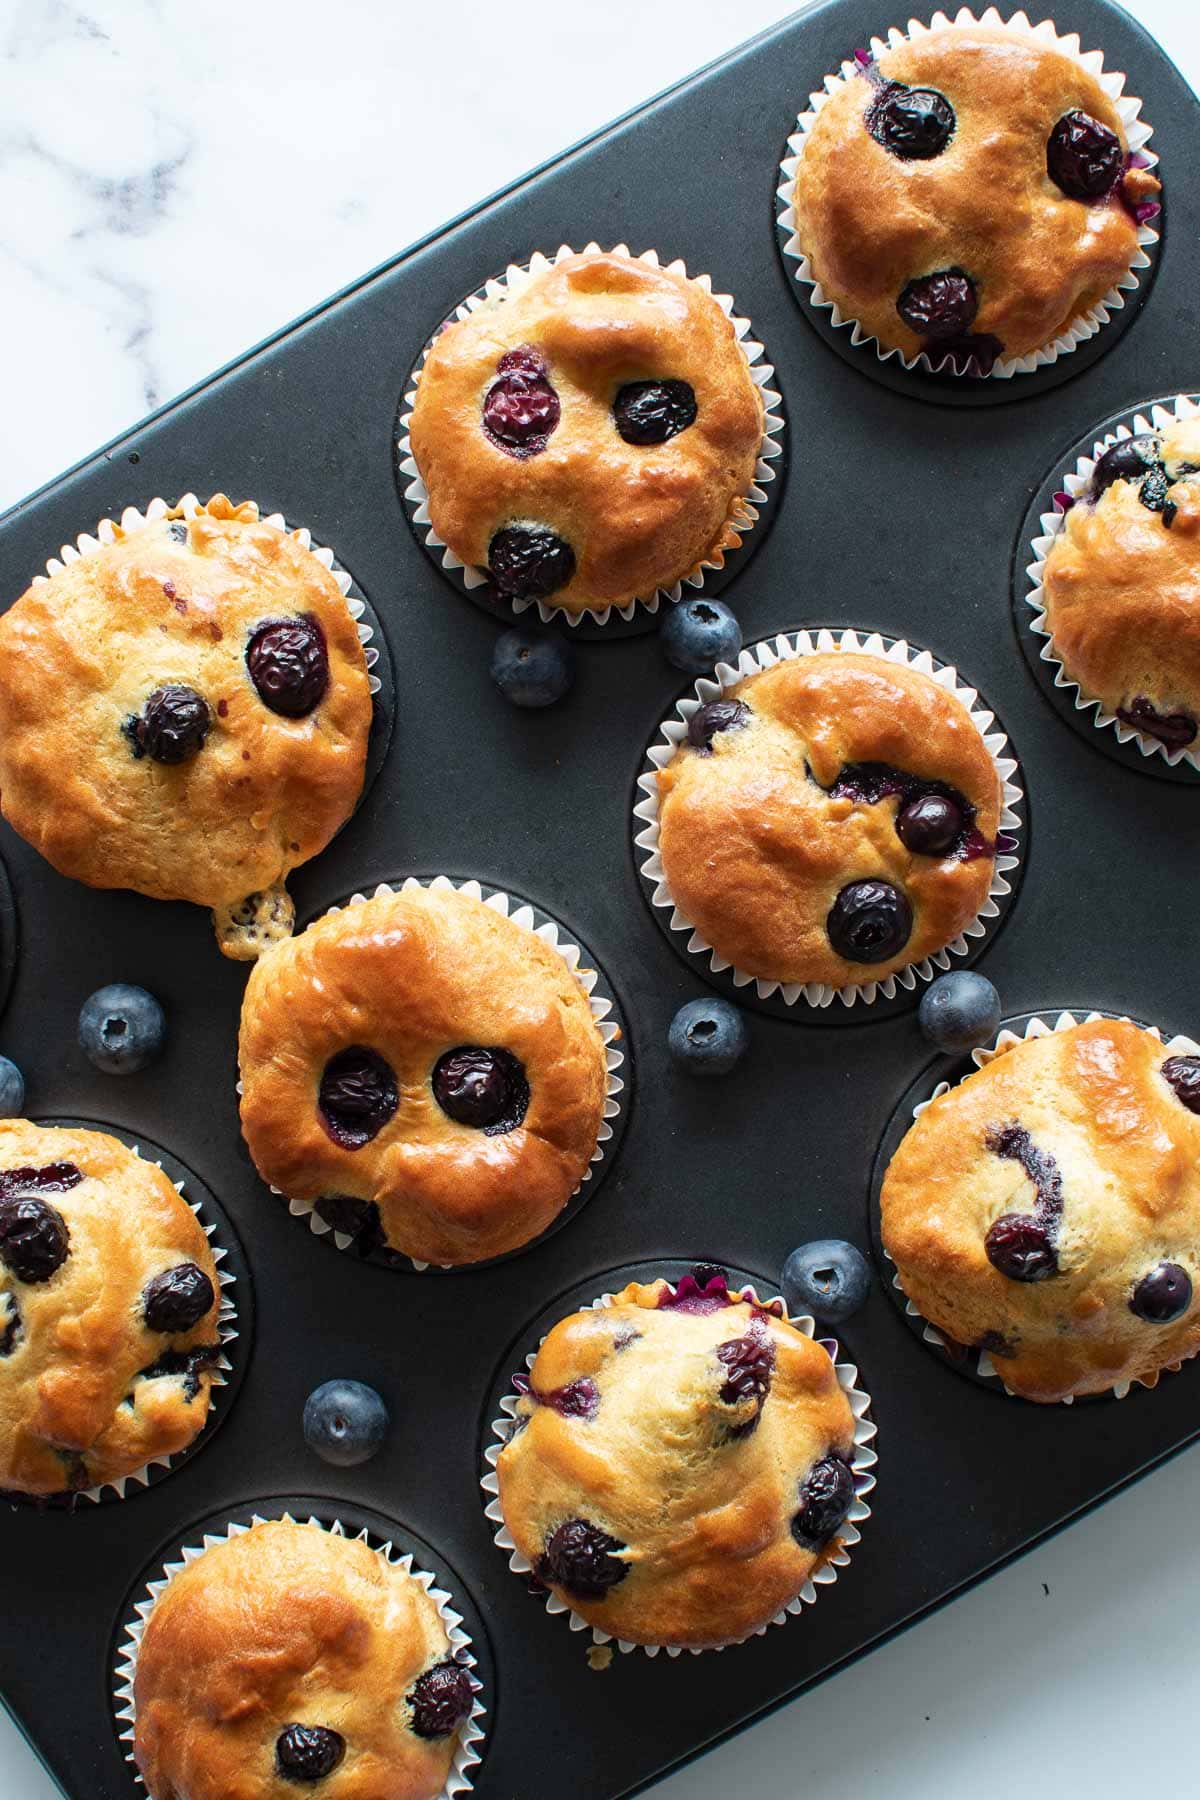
{"left": 634, "top": 627, "right": 1024, "bottom": 1011}
{"left": 776, "top": 7, "right": 1159, "bottom": 381}
{"left": 113, "top": 1511, "right": 486, "bottom": 1797}
{"left": 37, "top": 492, "right": 384, "bottom": 700}
{"left": 250, "top": 875, "right": 626, "bottom": 1271}
{"left": 396, "top": 242, "right": 785, "bottom": 628}
{"left": 884, "top": 1009, "right": 1200, "bottom": 1402}
{"left": 5, "top": 1138, "right": 240, "bottom": 1508}
{"left": 481, "top": 1274, "right": 877, "bottom": 1656}
{"left": 1024, "top": 393, "right": 1200, "bottom": 771}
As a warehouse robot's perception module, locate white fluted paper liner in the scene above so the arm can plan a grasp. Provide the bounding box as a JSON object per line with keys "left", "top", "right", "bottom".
{"left": 36, "top": 493, "right": 382, "bottom": 697}
{"left": 257, "top": 875, "right": 625, "bottom": 1271}
{"left": 396, "top": 242, "right": 785, "bottom": 627}
{"left": 1024, "top": 393, "right": 1200, "bottom": 770}
{"left": 776, "top": 7, "right": 1159, "bottom": 380}
{"left": 634, "top": 628, "right": 1024, "bottom": 1010}
{"left": 71, "top": 1152, "right": 238, "bottom": 1506}
{"left": 887, "top": 1009, "right": 1200, "bottom": 1402}
{"left": 113, "top": 1512, "right": 486, "bottom": 1797}
{"left": 481, "top": 1278, "right": 877, "bottom": 1657}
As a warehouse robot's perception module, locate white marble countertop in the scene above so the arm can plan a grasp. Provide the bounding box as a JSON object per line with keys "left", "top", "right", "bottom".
{"left": 1, "top": 1, "right": 1198, "bottom": 1795}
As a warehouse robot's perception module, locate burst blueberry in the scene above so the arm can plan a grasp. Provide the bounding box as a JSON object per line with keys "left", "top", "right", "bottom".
{"left": 613, "top": 379, "right": 698, "bottom": 445}
{"left": 78, "top": 984, "right": 166, "bottom": 1074}
{"left": 868, "top": 83, "right": 955, "bottom": 158}
{"left": 276, "top": 1724, "right": 345, "bottom": 1782}
{"left": 126, "top": 685, "right": 211, "bottom": 764}
{"left": 826, "top": 880, "right": 912, "bottom": 964}
{"left": 1163, "top": 1056, "right": 1200, "bottom": 1114}
{"left": 318, "top": 1047, "right": 398, "bottom": 1148}
{"left": 1047, "top": 110, "right": 1125, "bottom": 199}
{"left": 686, "top": 697, "right": 751, "bottom": 752}
{"left": 143, "top": 1262, "right": 215, "bottom": 1333}
{"left": 537, "top": 1517, "right": 628, "bottom": 1598}
{"left": 246, "top": 615, "right": 329, "bottom": 717}
{"left": 408, "top": 1661, "right": 475, "bottom": 1738}
{"left": 432, "top": 1045, "right": 529, "bottom": 1133}
{"left": 668, "top": 997, "right": 749, "bottom": 1076}
{"left": 792, "top": 1452, "right": 855, "bottom": 1548}
{"left": 897, "top": 269, "right": 977, "bottom": 340}
{"left": 488, "top": 524, "right": 575, "bottom": 602}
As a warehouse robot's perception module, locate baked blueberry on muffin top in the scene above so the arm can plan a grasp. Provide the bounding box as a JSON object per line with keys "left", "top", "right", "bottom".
{"left": 1041, "top": 418, "right": 1200, "bottom": 753}
{"left": 791, "top": 24, "right": 1160, "bottom": 372}
{"left": 132, "top": 1519, "right": 477, "bottom": 1800}
{"left": 238, "top": 884, "right": 611, "bottom": 1266}
{"left": 495, "top": 1272, "right": 862, "bottom": 1649}
{"left": 655, "top": 652, "right": 1003, "bottom": 990}
{"left": 881, "top": 1018, "right": 1200, "bottom": 1401}
{"left": 0, "top": 497, "right": 373, "bottom": 960}
{"left": 0, "top": 1120, "right": 223, "bottom": 1499}
{"left": 408, "top": 249, "right": 765, "bottom": 614}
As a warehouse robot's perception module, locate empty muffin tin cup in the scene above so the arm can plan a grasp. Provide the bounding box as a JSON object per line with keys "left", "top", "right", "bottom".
{"left": 3, "top": 1134, "right": 240, "bottom": 1510}
{"left": 113, "top": 1510, "right": 487, "bottom": 1796}
{"left": 776, "top": 6, "right": 1159, "bottom": 380}
{"left": 1024, "top": 393, "right": 1200, "bottom": 771}
{"left": 245, "top": 874, "right": 626, "bottom": 1271}
{"left": 881, "top": 1009, "right": 1200, "bottom": 1402}
{"left": 634, "top": 627, "right": 1024, "bottom": 1012}
{"left": 396, "top": 241, "right": 785, "bottom": 629}
{"left": 480, "top": 1271, "right": 877, "bottom": 1657}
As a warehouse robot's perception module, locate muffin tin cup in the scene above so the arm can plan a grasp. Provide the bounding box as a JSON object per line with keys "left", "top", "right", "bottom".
{"left": 1020, "top": 392, "right": 1200, "bottom": 779}
{"left": 395, "top": 241, "right": 786, "bottom": 635}
{"left": 246, "top": 873, "right": 628, "bottom": 1272}
{"left": 480, "top": 1262, "right": 877, "bottom": 1657}
{"left": 775, "top": 5, "right": 1160, "bottom": 391}
{"left": 111, "top": 1505, "right": 488, "bottom": 1797}
{"left": 4, "top": 1123, "right": 245, "bottom": 1510}
{"left": 870, "top": 1009, "right": 1200, "bottom": 1404}
{"left": 36, "top": 490, "right": 394, "bottom": 806}
{"left": 633, "top": 626, "right": 1024, "bottom": 1016}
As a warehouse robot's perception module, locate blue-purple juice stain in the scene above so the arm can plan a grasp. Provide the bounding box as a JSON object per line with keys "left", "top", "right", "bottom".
{"left": 526, "top": 1376, "right": 599, "bottom": 1420}
{"left": 826, "top": 762, "right": 992, "bottom": 861}
{"left": 983, "top": 1122, "right": 1064, "bottom": 1282}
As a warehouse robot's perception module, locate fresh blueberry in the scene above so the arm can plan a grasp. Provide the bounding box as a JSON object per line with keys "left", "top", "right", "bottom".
{"left": 78, "top": 984, "right": 166, "bottom": 1074}
{"left": 661, "top": 599, "right": 742, "bottom": 675}
{"left": 303, "top": 1378, "right": 389, "bottom": 1467}
{"left": 668, "top": 997, "right": 749, "bottom": 1077}
{"left": 0, "top": 1057, "right": 24, "bottom": 1118}
{"left": 491, "top": 628, "right": 575, "bottom": 708}
{"left": 918, "top": 972, "right": 1002, "bottom": 1053}
{"left": 782, "top": 1240, "right": 872, "bottom": 1325}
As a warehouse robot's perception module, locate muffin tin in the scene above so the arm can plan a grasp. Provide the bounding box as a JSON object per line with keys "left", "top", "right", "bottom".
{"left": 0, "top": 0, "right": 1197, "bottom": 1794}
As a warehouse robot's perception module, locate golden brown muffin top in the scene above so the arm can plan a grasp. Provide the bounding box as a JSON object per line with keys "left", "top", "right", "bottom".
{"left": 1041, "top": 418, "right": 1200, "bottom": 753}
{"left": 496, "top": 1275, "right": 860, "bottom": 1649}
{"left": 791, "top": 25, "right": 1159, "bottom": 367}
{"left": 238, "top": 884, "right": 611, "bottom": 1266}
{"left": 0, "top": 496, "right": 372, "bottom": 959}
{"left": 0, "top": 1121, "right": 222, "bottom": 1498}
{"left": 408, "top": 250, "right": 765, "bottom": 614}
{"left": 655, "top": 653, "right": 1002, "bottom": 990}
{"left": 881, "top": 1019, "right": 1200, "bottom": 1402}
{"left": 133, "top": 1520, "right": 477, "bottom": 1800}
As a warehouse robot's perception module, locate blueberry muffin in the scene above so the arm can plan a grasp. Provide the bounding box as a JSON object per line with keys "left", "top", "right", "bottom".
{"left": 238, "top": 885, "right": 611, "bottom": 1266}
{"left": 1041, "top": 419, "right": 1200, "bottom": 753}
{"left": 0, "top": 1120, "right": 223, "bottom": 1499}
{"left": 496, "top": 1271, "right": 860, "bottom": 1649}
{"left": 655, "top": 653, "right": 1002, "bottom": 990}
{"left": 408, "top": 249, "right": 765, "bottom": 614}
{"left": 791, "top": 24, "right": 1160, "bottom": 372}
{"left": 133, "top": 1519, "right": 477, "bottom": 1799}
{"left": 881, "top": 1019, "right": 1200, "bottom": 1402}
{"left": 0, "top": 497, "right": 372, "bottom": 959}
